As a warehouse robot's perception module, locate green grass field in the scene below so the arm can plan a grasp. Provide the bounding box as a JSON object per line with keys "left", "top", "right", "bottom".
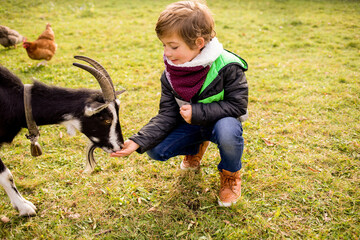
{"left": 1, "top": 0, "right": 359, "bottom": 239}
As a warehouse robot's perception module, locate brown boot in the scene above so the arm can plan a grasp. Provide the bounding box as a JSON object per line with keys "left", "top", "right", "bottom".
{"left": 180, "top": 141, "right": 210, "bottom": 170}
{"left": 218, "top": 169, "right": 241, "bottom": 207}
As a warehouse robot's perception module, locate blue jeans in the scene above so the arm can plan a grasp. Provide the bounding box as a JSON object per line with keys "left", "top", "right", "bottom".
{"left": 146, "top": 117, "right": 244, "bottom": 172}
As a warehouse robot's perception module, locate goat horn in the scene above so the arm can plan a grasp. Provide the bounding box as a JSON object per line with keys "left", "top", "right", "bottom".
{"left": 73, "top": 62, "right": 115, "bottom": 102}
{"left": 74, "top": 56, "right": 114, "bottom": 88}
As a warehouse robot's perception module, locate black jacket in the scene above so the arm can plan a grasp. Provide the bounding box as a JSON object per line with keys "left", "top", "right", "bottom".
{"left": 130, "top": 62, "right": 248, "bottom": 154}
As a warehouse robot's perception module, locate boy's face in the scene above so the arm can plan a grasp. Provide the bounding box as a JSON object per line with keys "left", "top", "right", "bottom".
{"left": 160, "top": 33, "right": 203, "bottom": 65}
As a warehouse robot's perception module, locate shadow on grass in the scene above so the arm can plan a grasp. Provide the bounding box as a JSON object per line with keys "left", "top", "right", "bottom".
{"left": 163, "top": 169, "right": 219, "bottom": 211}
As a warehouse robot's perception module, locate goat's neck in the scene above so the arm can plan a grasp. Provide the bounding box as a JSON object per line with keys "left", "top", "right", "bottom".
{"left": 30, "top": 83, "right": 94, "bottom": 126}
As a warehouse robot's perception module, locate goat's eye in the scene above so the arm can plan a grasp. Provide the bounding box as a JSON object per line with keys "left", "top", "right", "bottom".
{"left": 104, "top": 119, "right": 112, "bottom": 125}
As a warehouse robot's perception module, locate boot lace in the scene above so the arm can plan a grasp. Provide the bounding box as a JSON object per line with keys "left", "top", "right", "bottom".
{"left": 221, "top": 174, "right": 238, "bottom": 190}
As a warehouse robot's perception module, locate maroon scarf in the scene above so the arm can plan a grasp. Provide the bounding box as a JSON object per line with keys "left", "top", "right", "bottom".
{"left": 164, "top": 59, "right": 210, "bottom": 102}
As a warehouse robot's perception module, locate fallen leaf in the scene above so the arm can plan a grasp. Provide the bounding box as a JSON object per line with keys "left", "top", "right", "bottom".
{"left": 68, "top": 213, "right": 81, "bottom": 219}
{"left": 324, "top": 213, "right": 331, "bottom": 222}
{"left": 94, "top": 229, "right": 112, "bottom": 236}
{"left": 187, "top": 221, "right": 195, "bottom": 230}
{"left": 148, "top": 207, "right": 156, "bottom": 212}
{"left": 176, "top": 231, "right": 188, "bottom": 237}
{"left": 262, "top": 138, "right": 275, "bottom": 146}
{"left": 1, "top": 216, "right": 10, "bottom": 223}
{"left": 223, "top": 220, "right": 234, "bottom": 226}
{"left": 203, "top": 188, "right": 210, "bottom": 193}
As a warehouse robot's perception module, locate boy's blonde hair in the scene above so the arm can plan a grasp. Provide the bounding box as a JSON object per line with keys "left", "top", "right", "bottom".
{"left": 155, "top": 1, "right": 216, "bottom": 49}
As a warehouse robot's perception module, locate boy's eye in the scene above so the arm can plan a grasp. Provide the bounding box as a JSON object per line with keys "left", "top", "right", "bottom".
{"left": 172, "top": 46, "right": 178, "bottom": 50}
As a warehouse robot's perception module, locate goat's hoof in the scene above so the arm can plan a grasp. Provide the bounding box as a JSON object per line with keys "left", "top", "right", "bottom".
{"left": 17, "top": 200, "right": 37, "bottom": 217}
{"left": 83, "top": 167, "right": 94, "bottom": 174}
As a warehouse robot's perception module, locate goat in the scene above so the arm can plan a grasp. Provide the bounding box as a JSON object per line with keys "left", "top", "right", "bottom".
{"left": 0, "top": 56, "right": 124, "bottom": 216}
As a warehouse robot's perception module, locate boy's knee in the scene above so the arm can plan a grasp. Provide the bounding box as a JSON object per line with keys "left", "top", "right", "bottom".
{"left": 146, "top": 149, "right": 168, "bottom": 161}
{"left": 214, "top": 117, "right": 243, "bottom": 139}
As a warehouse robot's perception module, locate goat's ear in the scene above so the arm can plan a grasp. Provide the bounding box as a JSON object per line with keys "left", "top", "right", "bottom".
{"left": 84, "top": 102, "right": 109, "bottom": 116}
{"left": 116, "top": 90, "right": 126, "bottom": 96}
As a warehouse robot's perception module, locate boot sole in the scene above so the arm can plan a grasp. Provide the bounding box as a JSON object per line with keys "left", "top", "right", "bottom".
{"left": 180, "top": 161, "right": 200, "bottom": 171}
{"left": 218, "top": 199, "right": 237, "bottom": 207}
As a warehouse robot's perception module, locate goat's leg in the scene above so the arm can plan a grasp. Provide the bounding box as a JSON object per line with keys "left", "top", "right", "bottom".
{"left": 0, "top": 157, "right": 36, "bottom": 216}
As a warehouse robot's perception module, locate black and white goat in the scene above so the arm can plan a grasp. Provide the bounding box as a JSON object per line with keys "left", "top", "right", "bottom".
{"left": 0, "top": 56, "right": 124, "bottom": 216}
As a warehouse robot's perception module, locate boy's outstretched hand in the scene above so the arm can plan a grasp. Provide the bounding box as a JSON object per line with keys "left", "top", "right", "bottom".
{"left": 110, "top": 140, "right": 139, "bottom": 157}
{"left": 180, "top": 104, "right": 192, "bottom": 124}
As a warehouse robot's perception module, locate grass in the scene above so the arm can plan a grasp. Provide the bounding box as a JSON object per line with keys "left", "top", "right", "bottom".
{"left": 0, "top": 0, "right": 359, "bottom": 239}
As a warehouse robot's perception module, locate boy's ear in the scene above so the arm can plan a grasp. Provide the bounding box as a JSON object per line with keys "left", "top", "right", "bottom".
{"left": 195, "top": 37, "right": 205, "bottom": 49}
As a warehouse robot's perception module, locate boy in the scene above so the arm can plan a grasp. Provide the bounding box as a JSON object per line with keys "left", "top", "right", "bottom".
{"left": 111, "top": 0, "right": 248, "bottom": 207}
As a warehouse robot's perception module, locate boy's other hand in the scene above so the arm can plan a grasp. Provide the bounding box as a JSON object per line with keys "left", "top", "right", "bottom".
{"left": 180, "top": 104, "right": 192, "bottom": 124}
{"left": 110, "top": 140, "right": 139, "bottom": 157}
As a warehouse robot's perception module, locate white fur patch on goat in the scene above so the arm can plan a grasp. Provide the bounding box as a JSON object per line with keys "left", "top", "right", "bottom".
{"left": 61, "top": 115, "right": 81, "bottom": 136}
{"left": 108, "top": 102, "right": 121, "bottom": 151}
{"left": 84, "top": 106, "right": 94, "bottom": 116}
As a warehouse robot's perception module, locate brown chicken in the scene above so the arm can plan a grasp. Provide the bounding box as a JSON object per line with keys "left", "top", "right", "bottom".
{"left": 23, "top": 23, "right": 57, "bottom": 66}
{"left": 0, "top": 25, "right": 25, "bottom": 48}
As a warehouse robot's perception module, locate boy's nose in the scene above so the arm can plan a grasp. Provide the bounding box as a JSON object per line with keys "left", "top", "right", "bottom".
{"left": 164, "top": 49, "right": 171, "bottom": 58}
